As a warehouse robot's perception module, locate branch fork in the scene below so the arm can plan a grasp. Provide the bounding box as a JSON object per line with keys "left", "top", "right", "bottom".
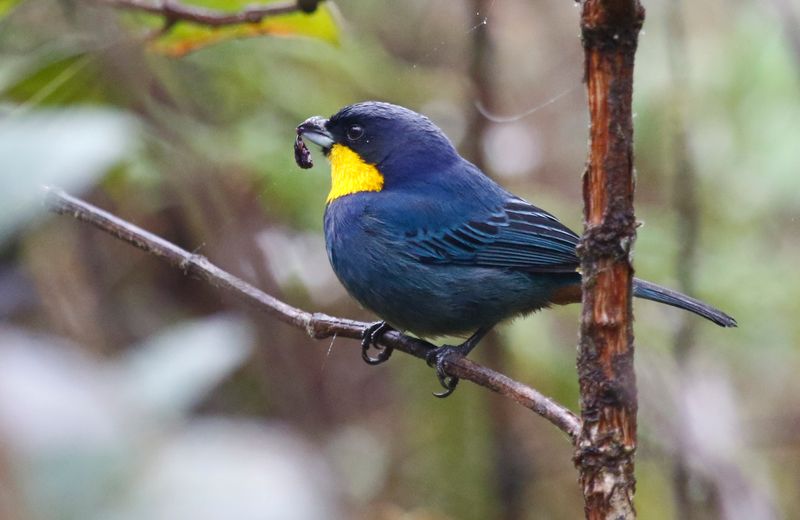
{"left": 103, "top": 0, "right": 322, "bottom": 28}
{"left": 44, "top": 187, "right": 581, "bottom": 441}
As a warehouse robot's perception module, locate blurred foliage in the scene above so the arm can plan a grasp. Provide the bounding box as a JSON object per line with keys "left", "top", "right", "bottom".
{"left": 133, "top": 0, "right": 341, "bottom": 56}
{"left": 0, "top": 109, "right": 135, "bottom": 242}
{"left": 1, "top": 0, "right": 799, "bottom": 519}
{"left": 0, "top": 0, "right": 22, "bottom": 16}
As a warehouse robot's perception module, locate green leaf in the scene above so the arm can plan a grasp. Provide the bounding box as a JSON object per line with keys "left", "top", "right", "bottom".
{"left": 128, "top": 0, "right": 341, "bottom": 56}
{"left": 2, "top": 54, "right": 111, "bottom": 107}
{"left": 0, "top": 108, "right": 137, "bottom": 243}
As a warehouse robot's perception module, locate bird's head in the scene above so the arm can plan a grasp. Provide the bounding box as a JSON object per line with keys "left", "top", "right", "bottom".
{"left": 297, "top": 101, "right": 460, "bottom": 203}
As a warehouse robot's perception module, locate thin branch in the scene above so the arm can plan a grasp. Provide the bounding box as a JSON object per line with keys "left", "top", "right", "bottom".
{"left": 43, "top": 187, "right": 581, "bottom": 441}
{"left": 576, "top": 0, "right": 644, "bottom": 518}
{"left": 102, "top": 0, "right": 317, "bottom": 27}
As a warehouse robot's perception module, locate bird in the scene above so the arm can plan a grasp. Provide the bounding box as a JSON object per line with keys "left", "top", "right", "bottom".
{"left": 295, "top": 101, "right": 736, "bottom": 397}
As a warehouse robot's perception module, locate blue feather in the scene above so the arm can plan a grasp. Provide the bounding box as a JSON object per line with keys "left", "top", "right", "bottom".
{"left": 407, "top": 197, "right": 580, "bottom": 273}
{"left": 313, "top": 101, "right": 736, "bottom": 337}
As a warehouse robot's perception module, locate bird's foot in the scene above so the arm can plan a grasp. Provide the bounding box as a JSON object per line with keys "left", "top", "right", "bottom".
{"left": 425, "top": 344, "right": 468, "bottom": 398}
{"left": 361, "top": 321, "right": 394, "bottom": 365}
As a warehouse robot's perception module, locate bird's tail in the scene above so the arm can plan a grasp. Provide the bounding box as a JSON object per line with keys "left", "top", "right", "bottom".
{"left": 632, "top": 278, "right": 737, "bottom": 328}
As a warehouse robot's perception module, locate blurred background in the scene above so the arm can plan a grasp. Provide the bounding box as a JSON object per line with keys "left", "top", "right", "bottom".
{"left": 1, "top": 0, "right": 798, "bottom": 518}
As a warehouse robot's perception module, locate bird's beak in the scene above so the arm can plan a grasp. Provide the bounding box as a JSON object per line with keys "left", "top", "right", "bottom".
{"left": 297, "top": 116, "right": 333, "bottom": 152}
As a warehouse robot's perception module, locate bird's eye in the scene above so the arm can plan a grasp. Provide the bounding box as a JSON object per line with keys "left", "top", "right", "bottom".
{"left": 346, "top": 125, "right": 365, "bottom": 141}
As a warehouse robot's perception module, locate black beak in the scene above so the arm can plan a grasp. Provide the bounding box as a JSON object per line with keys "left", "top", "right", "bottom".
{"left": 297, "top": 116, "right": 333, "bottom": 151}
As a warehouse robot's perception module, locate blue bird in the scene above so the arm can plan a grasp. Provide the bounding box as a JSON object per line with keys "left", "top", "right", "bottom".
{"left": 296, "top": 102, "right": 736, "bottom": 396}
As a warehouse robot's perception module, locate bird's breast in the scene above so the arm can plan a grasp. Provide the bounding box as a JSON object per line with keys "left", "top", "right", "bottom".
{"left": 322, "top": 196, "right": 564, "bottom": 336}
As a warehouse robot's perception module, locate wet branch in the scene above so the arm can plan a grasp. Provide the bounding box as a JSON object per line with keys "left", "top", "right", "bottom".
{"left": 44, "top": 187, "right": 581, "bottom": 441}
{"left": 102, "top": 0, "right": 322, "bottom": 27}
{"left": 576, "top": 0, "right": 644, "bottom": 518}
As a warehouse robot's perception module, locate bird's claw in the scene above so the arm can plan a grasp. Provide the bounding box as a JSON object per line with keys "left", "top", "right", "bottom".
{"left": 361, "top": 321, "right": 394, "bottom": 365}
{"left": 426, "top": 346, "right": 461, "bottom": 398}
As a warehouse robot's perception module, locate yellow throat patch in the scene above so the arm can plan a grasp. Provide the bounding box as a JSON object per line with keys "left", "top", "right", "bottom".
{"left": 327, "top": 144, "right": 384, "bottom": 203}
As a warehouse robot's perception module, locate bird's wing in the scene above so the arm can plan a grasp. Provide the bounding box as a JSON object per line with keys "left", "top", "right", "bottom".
{"left": 405, "top": 198, "right": 581, "bottom": 273}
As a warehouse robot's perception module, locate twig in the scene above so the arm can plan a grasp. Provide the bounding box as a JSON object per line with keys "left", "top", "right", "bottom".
{"left": 43, "top": 187, "right": 581, "bottom": 441}
{"left": 102, "top": 0, "right": 318, "bottom": 27}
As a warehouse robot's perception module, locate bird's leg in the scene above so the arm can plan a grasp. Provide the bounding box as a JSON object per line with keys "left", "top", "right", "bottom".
{"left": 361, "top": 321, "right": 394, "bottom": 365}
{"left": 426, "top": 326, "right": 493, "bottom": 398}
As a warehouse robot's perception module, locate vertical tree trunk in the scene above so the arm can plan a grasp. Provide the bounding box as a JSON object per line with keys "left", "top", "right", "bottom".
{"left": 465, "top": 3, "right": 528, "bottom": 519}
{"left": 574, "top": 1, "right": 644, "bottom": 519}
{"left": 665, "top": 2, "right": 708, "bottom": 518}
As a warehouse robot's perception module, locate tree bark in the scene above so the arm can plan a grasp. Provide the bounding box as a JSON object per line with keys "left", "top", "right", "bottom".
{"left": 574, "top": 1, "right": 644, "bottom": 519}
